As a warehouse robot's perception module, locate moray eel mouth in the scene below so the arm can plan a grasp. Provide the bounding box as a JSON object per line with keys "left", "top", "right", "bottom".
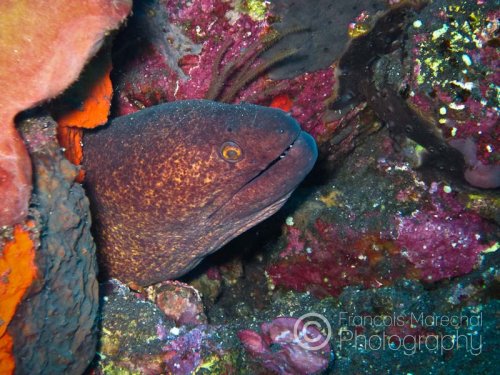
{"left": 201, "top": 114, "right": 318, "bottom": 266}
{"left": 245, "top": 133, "right": 304, "bottom": 185}
{"left": 214, "top": 130, "right": 316, "bottom": 219}
{"left": 83, "top": 100, "right": 317, "bottom": 285}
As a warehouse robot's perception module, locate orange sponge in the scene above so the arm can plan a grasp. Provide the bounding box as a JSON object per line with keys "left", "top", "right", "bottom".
{"left": 0, "top": 225, "right": 36, "bottom": 375}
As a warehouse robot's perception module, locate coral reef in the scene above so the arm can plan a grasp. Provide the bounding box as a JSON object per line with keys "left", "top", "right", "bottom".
{"left": 0, "top": 0, "right": 131, "bottom": 227}
{"left": 266, "top": 127, "right": 497, "bottom": 298}
{"left": 333, "top": 0, "right": 499, "bottom": 188}
{"left": 0, "top": 1, "right": 495, "bottom": 374}
{"left": 88, "top": 2, "right": 498, "bottom": 373}
{"left": 5, "top": 113, "right": 98, "bottom": 374}
{"left": 406, "top": 0, "right": 499, "bottom": 188}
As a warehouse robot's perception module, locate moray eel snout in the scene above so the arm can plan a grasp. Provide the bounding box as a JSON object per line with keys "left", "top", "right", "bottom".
{"left": 83, "top": 100, "right": 317, "bottom": 286}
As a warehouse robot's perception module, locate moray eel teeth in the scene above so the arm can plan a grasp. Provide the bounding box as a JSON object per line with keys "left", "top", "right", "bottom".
{"left": 83, "top": 100, "right": 317, "bottom": 286}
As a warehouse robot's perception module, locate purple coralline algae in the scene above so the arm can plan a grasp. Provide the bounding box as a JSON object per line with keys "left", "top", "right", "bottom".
{"left": 162, "top": 328, "right": 205, "bottom": 375}
{"left": 394, "top": 183, "right": 495, "bottom": 281}
{"left": 238, "top": 317, "right": 332, "bottom": 375}
{"left": 111, "top": 0, "right": 336, "bottom": 139}
{"left": 96, "top": 280, "right": 237, "bottom": 374}
{"left": 267, "top": 219, "right": 411, "bottom": 298}
{"left": 407, "top": 0, "right": 499, "bottom": 188}
{"left": 113, "top": 0, "right": 269, "bottom": 112}
{"left": 266, "top": 126, "right": 497, "bottom": 298}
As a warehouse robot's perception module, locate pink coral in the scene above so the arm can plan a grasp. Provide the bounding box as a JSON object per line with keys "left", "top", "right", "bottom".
{"left": 407, "top": 3, "right": 499, "bottom": 188}
{"left": 113, "top": 0, "right": 335, "bottom": 138}
{"left": 238, "top": 317, "right": 332, "bottom": 375}
{"left": 162, "top": 328, "right": 205, "bottom": 374}
{"left": 395, "top": 184, "right": 494, "bottom": 281}
{"left": 268, "top": 220, "right": 409, "bottom": 298}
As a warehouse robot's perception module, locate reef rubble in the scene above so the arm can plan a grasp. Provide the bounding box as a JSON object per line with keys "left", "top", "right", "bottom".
{"left": 0, "top": 0, "right": 498, "bottom": 374}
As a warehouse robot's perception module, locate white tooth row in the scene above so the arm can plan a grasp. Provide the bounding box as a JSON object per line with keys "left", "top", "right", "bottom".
{"left": 280, "top": 144, "right": 294, "bottom": 158}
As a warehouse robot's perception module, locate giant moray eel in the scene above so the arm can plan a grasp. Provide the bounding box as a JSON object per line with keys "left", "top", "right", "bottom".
{"left": 83, "top": 100, "right": 317, "bottom": 286}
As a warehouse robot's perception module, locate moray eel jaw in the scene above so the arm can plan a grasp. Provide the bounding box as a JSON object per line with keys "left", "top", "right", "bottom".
{"left": 208, "top": 129, "right": 316, "bottom": 236}
{"left": 83, "top": 100, "right": 317, "bottom": 285}
{"left": 193, "top": 130, "right": 317, "bottom": 272}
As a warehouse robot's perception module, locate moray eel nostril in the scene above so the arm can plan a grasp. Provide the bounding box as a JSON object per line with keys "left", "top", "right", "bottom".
{"left": 83, "top": 99, "right": 317, "bottom": 286}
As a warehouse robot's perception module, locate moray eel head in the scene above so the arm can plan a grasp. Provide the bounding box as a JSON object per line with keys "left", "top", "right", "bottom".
{"left": 83, "top": 100, "right": 317, "bottom": 286}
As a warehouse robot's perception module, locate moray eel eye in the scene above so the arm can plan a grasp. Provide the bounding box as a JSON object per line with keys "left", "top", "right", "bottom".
{"left": 220, "top": 141, "right": 243, "bottom": 162}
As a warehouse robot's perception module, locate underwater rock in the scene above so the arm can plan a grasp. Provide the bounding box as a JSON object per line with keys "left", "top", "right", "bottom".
{"left": 395, "top": 183, "right": 496, "bottom": 281}
{"left": 333, "top": 275, "right": 498, "bottom": 373}
{"left": 267, "top": 219, "right": 412, "bottom": 298}
{"left": 94, "top": 251, "right": 499, "bottom": 374}
{"left": 219, "top": 258, "right": 245, "bottom": 286}
{"left": 111, "top": 0, "right": 338, "bottom": 142}
{"left": 187, "top": 267, "right": 223, "bottom": 307}
{"left": 263, "top": 0, "right": 387, "bottom": 79}
{"left": 212, "top": 251, "right": 498, "bottom": 373}
{"left": 97, "top": 280, "right": 178, "bottom": 374}
{"left": 405, "top": 0, "right": 499, "bottom": 188}
{"left": 0, "top": 0, "right": 131, "bottom": 227}
{"left": 332, "top": 3, "right": 465, "bottom": 179}
{"left": 6, "top": 113, "right": 98, "bottom": 374}
{"left": 97, "top": 280, "right": 175, "bottom": 373}
{"left": 147, "top": 281, "right": 207, "bottom": 326}
{"left": 96, "top": 279, "right": 237, "bottom": 375}
{"left": 332, "top": 0, "right": 499, "bottom": 188}
{"left": 161, "top": 328, "right": 210, "bottom": 374}
{"left": 266, "top": 128, "right": 497, "bottom": 298}
{"left": 238, "top": 317, "right": 333, "bottom": 375}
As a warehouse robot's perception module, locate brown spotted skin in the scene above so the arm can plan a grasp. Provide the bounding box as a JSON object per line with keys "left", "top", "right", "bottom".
{"left": 83, "top": 100, "right": 317, "bottom": 286}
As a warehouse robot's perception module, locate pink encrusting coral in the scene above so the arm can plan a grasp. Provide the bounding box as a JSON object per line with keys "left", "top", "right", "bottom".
{"left": 0, "top": 0, "right": 132, "bottom": 226}
{"left": 113, "top": 0, "right": 269, "bottom": 113}
{"left": 162, "top": 328, "right": 205, "bottom": 374}
{"left": 394, "top": 183, "right": 494, "bottom": 281}
{"left": 267, "top": 220, "right": 411, "bottom": 298}
{"left": 407, "top": 3, "right": 499, "bottom": 188}
{"left": 238, "top": 317, "right": 332, "bottom": 375}
{"left": 112, "top": 0, "right": 336, "bottom": 138}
